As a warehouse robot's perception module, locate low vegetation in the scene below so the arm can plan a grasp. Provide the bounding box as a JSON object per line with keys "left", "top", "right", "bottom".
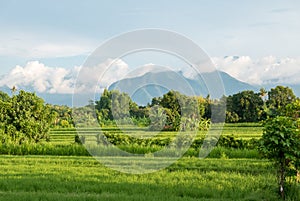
{"left": 0, "top": 85, "right": 300, "bottom": 200}
{"left": 0, "top": 155, "right": 281, "bottom": 201}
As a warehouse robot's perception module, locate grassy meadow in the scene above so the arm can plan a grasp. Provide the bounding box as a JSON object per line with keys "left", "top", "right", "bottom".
{"left": 49, "top": 123, "right": 263, "bottom": 145}
{"left": 0, "top": 155, "right": 279, "bottom": 201}
{"left": 1, "top": 123, "right": 299, "bottom": 200}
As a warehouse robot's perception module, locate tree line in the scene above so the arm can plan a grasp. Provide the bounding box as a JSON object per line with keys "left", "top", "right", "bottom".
{"left": 95, "top": 86, "right": 297, "bottom": 127}
{"left": 0, "top": 85, "right": 298, "bottom": 144}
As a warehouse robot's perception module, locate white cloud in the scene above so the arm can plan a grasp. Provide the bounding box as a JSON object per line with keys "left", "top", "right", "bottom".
{"left": 0, "top": 59, "right": 131, "bottom": 94}
{"left": 75, "top": 58, "right": 130, "bottom": 94}
{"left": 123, "top": 63, "right": 174, "bottom": 79}
{"left": 213, "top": 56, "right": 300, "bottom": 85}
{"left": 2, "top": 56, "right": 300, "bottom": 95}
{"left": 0, "top": 61, "right": 79, "bottom": 93}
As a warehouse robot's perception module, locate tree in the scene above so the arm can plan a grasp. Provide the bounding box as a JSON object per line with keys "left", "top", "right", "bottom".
{"left": 196, "top": 96, "right": 208, "bottom": 118}
{"left": 95, "top": 89, "right": 137, "bottom": 123}
{"left": 49, "top": 105, "right": 73, "bottom": 128}
{"left": 260, "top": 115, "right": 300, "bottom": 199}
{"left": 160, "top": 91, "right": 181, "bottom": 116}
{"left": 0, "top": 90, "right": 54, "bottom": 144}
{"left": 267, "top": 86, "right": 296, "bottom": 116}
{"left": 159, "top": 91, "right": 190, "bottom": 131}
{"left": 72, "top": 106, "right": 99, "bottom": 127}
{"left": 96, "top": 89, "right": 113, "bottom": 120}
{"left": 0, "top": 91, "right": 10, "bottom": 102}
{"left": 211, "top": 95, "right": 227, "bottom": 123}
{"left": 259, "top": 87, "right": 267, "bottom": 100}
{"left": 10, "top": 86, "right": 17, "bottom": 95}
{"left": 227, "top": 90, "right": 264, "bottom": 122}
{"left": 148, "top": 105, "right": 167, "bottom": 131}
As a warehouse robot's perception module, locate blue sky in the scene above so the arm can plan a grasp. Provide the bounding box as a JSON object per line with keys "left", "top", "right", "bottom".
{"left": 0, "top": 0, "right": 300, "bottom": 93}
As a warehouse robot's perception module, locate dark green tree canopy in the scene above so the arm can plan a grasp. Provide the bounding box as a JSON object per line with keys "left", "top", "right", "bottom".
{"left": 267, "top": 86, "right": 296, "bottom": 116}
{"left": 226, "top": 90, "right": 264, "bottom": 122}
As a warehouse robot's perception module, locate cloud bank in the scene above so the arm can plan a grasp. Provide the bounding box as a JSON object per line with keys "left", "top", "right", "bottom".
{"left": 0, "top": 61, "right": 80, "bottom": 94}
{"left": 0, "top": 59, "right": 131, "bottom": 94}
{"left": 1, "top": 56, "right": 300, "bottom": 95}
{"left": 213, "top": 56, "right": 300, "bottom": 85}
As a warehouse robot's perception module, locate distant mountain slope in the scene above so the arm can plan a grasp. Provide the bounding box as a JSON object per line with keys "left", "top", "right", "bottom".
{"left": 109, "top": 70, "right": 258, "bottom": 105}
{"left": 216, "top": 71, "right": 258, "bottom": 95}
{"left": 3, "top": 69, "right": 300, "bottom": 106}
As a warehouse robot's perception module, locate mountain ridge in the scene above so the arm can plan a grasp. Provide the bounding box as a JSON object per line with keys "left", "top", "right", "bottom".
{"left": 109, "top": 70, "right": 258, "bottom": 105}
{"left": 2, "top": 70, "right": 300, "bottom": 106}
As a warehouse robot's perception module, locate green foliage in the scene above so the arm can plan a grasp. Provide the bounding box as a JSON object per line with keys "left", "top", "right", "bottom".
{"left": 260, "top": 115, "right": 300, "bottom": 199}
{"left": 226, "top": 111, "right": 239, "bottom": 123}
{"left": 92, "top": 86, "right": 299, "bottom": 127}
{"left": 227, "top": 90, "right": 264, "bottom": 122}
{"left": 198, "top": 118, "right": 211, "bottom": 131}
{"left": 0, "top": 142, "right": 89, "bottom": 155}
{"left": 0, "top": 91, "right": 10, "bottom": 102}
{"left": 74, "top": 135, "right": 86, "bottom": 144}
{"left": 208, "top": 95, "right": 227, "bottom": 123}
{"left": 0, "top": 156, "right": 280, "bottom": 201}
{"left": 261, "top": 117, "right": 300, "bottom": 162}
{"left": 72, "top": 106, "right": 98, "bottom": 127}
{"left": 285, "top": 99, "right": 300, "bottom": 119}
{"left": 267, "top": 86, "right": 296, "bottom": 117}
{"left": 148, "top": 105, "right": 167, "bottom": 131}
{"left": 96, "top": 89, "right": 137, "bottom": 121}
{"left": 49, "top": 105, "right": 74, "bottom": 128}
{"left": 150, "top": 90, "right": 202, "bottom": 131}
{"left": 131, "top": 117, "right": 150, "bottom": 127}
{"left": 59, "top": 119, "right": 71, "bottom": 128}
{"left": 130, "top": 106, "right": 149, "bottom": 119}
{"left": 0, "top": 90, "right": 54, "bottom": 144}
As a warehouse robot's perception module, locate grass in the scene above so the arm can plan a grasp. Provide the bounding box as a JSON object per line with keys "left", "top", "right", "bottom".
{"left": 0, "top": 155, "right": 280, "bottom": 201}
{"left": 221, "top": 123, "right": 263, "bottom": 139}
{"left": 1, "top": 123, "right": 298, "bottom": 200}
{"left": 0, "top": 142, "right": 260, "bottom": 158}
{"left": 49, "top": 123, "right": 263, "bottom": 144}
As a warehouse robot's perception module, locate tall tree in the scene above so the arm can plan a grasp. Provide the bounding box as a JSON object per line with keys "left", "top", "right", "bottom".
{"left": 260, "top": 116, "right": 300, "bottom": 199}
{"left": 267, "top": 86, "right": 296, "bottom": 116}
{"left": 95, "top": 89, "right": 136, "bottom": 121}
{"left": 227, "top": 90, "right": 264, "bottom": 122}
{"left": 0, "top": 90, "right": 54, "bottom": 143}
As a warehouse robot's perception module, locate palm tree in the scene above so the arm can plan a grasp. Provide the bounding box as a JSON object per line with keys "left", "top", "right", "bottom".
{"left": 11, "top": 85, "right": 17, "bottom": 96}
{"left": 149, "top": 105, "right": 167, "bottom": 131}
{"left": 259, "top": 88, "right": 267, "bottom": 101}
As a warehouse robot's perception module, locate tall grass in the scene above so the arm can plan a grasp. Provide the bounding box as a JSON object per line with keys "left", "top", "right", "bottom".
{"left": 0, "top": 141, "right": 261, "bottom": 159}
{"left": 0, "top": 155, "right": 281, "bottom": 201}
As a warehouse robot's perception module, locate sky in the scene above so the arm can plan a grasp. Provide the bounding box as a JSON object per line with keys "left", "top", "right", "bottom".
{"left": 0, "top": 0, "right": 300, "bottom": 94}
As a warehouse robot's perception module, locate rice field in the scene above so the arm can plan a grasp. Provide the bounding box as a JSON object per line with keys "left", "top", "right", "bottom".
{"left": 0, "top": 155, "right": 279, "bottom": 201}
{"left": 49, "top": 123, "right": 263, "bottom": 144}
{"left": 2, "top": 123, "right": 295, "bottom": 200}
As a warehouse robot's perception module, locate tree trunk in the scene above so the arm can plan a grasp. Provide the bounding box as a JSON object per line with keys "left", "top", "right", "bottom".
{"left": 279, "top": 161, "right": 285, "bottom": 199}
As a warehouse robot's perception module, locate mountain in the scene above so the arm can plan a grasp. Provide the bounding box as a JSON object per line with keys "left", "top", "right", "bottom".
{"left": 109, "top": 70, "right": 258, "bottom": 105}
{"left": 2, "top": 69, "right": 300, "bottom": 106}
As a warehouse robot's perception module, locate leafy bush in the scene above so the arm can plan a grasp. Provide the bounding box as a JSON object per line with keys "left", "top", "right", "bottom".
{"left": 0, "top": 91, "right": 54, "bottom": 144}
{"left": 74, "top": 135, "right": 86, "bottom": 144}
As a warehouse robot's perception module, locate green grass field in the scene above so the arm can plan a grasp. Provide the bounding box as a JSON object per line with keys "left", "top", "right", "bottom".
{"left": 49, "top": 123, "right": 263, "bottom": 144}
{"left": 2, "top": 123, "right": 298, "bottom": 200}
{"left": 0, "top": 155, "right": 279, "bottom": 201}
